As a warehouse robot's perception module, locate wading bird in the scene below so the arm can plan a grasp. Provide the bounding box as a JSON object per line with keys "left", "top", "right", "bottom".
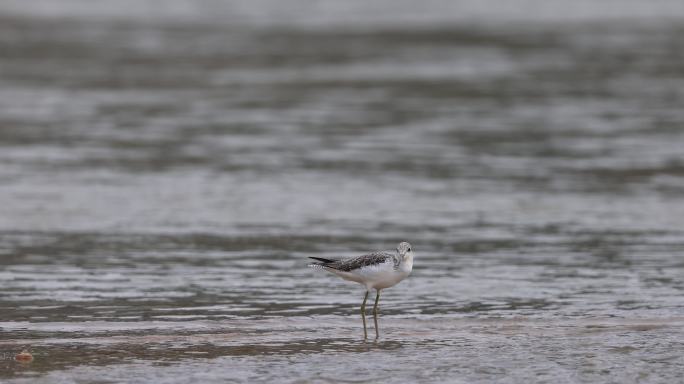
{"left": 309, "top": 242, "right": 414, "bottom": 339}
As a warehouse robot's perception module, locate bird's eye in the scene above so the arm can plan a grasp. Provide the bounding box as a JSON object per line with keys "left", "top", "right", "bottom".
{"left": 407, "top": 247, "right": 411, "bottom": 252}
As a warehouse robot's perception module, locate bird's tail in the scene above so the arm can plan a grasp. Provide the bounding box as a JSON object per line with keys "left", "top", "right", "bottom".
{"left": 308, "top": 256, "right": 335, "bottom": 268}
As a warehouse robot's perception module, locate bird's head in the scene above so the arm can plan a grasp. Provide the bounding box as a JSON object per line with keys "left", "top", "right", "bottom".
{"left": 397, "top": 241, "right": 413, "bottom": 261}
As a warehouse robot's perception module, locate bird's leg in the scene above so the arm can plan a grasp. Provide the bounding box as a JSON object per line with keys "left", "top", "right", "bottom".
{"left": 373, "top": 290, "right": 381, "bottom": 339}
{"left": 361, "top": 291, "right": 369, "bottom": 339}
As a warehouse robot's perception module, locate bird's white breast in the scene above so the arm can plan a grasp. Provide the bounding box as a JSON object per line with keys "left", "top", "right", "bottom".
{"left": 354, "top": 258, "right": 412, "bottom": 290}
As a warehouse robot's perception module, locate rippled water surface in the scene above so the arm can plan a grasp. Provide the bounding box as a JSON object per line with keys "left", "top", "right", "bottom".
{"left": 1, "top": 1, "right": 684, "bottom": 383}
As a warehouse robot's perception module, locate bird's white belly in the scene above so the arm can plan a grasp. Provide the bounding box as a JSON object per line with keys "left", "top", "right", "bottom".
{"left": 368, "top": 269, "right": 408, "bottom": 289}
{"left": 330, "top": 260, "right": 411, "bottom": 290}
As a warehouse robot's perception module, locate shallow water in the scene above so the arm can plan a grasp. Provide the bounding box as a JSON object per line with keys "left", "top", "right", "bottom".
{"left": 1, "top": 1, "right": 684, "bottom": 383}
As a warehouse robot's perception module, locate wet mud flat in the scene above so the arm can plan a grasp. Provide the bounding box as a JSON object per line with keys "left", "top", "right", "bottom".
{"left": 2, "top": 316, "right": 684, "bottom": 383}
{"left": 2, "top": 0, "right": 684, "bottom": 383}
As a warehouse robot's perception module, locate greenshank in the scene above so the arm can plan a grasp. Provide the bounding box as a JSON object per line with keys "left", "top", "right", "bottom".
{"left": 309, "top": 241, "right": 414, "bottom": 339}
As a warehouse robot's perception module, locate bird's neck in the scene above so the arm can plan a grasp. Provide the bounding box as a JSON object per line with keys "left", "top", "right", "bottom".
{"left": 399, "top": 253, "right": 413, "bottom": 273}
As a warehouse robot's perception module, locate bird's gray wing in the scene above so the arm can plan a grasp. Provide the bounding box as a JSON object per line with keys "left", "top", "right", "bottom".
{"left": 325, "top": 251, "right": 394, "bottom": 272}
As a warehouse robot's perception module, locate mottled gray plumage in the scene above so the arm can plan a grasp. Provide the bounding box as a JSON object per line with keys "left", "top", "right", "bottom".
{"left": 309, "top": 251, "right": 397, "bottom": 272}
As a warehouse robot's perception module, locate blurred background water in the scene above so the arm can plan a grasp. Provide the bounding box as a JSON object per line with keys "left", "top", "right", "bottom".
{"left": 1, "top": 1, "right": 684, "bottom": 383}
